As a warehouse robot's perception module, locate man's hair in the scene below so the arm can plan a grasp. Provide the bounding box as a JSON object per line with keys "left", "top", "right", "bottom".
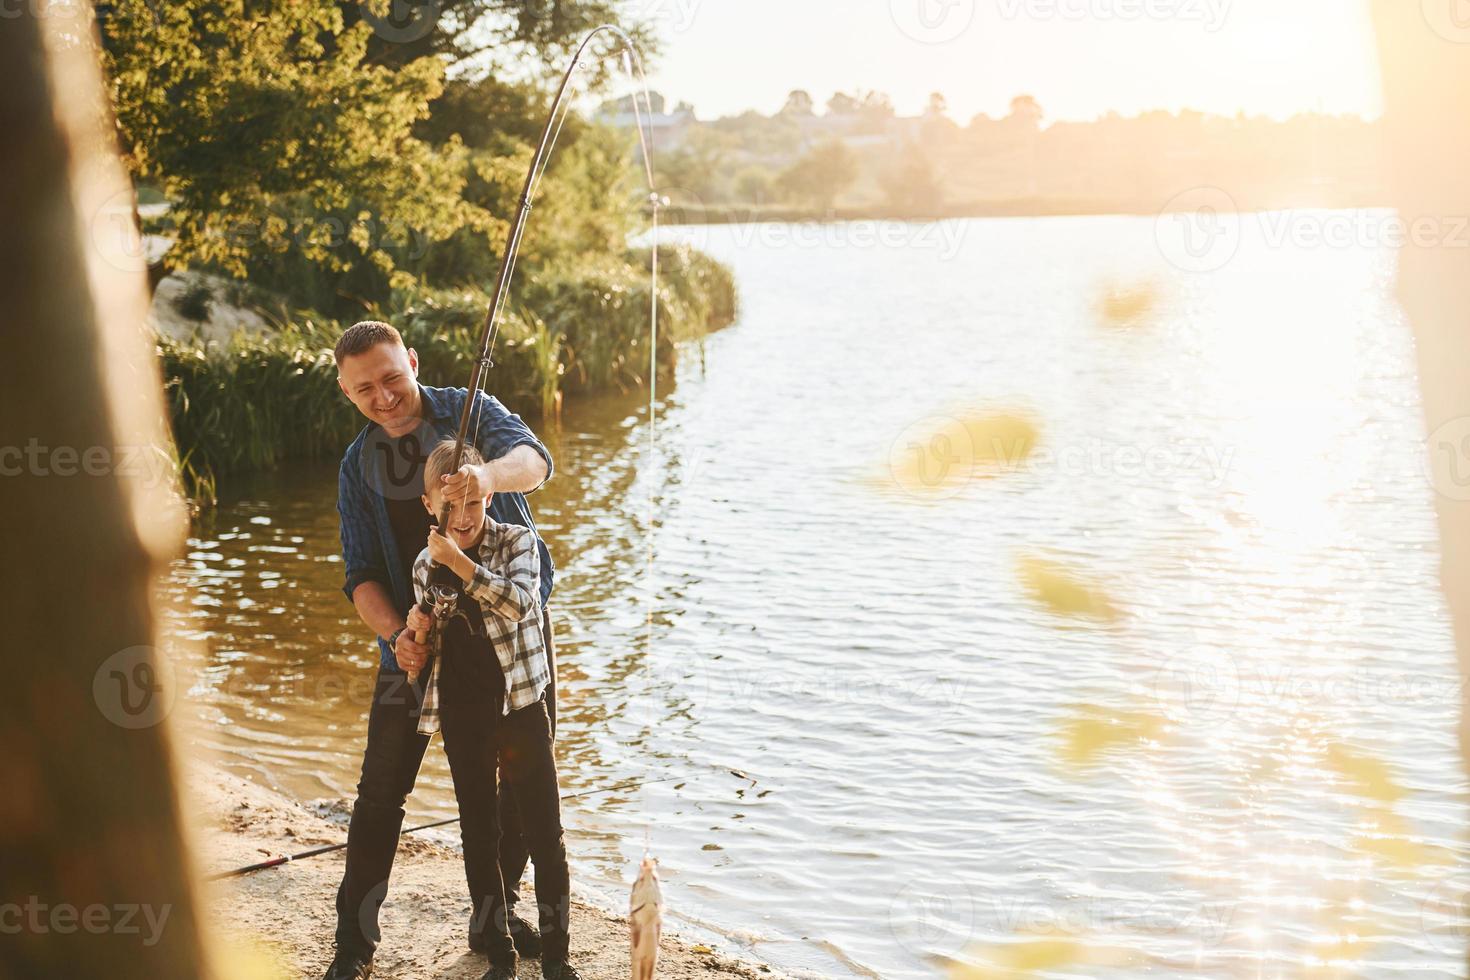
{"left": 424, "top": 440, "right": 487, "bottom": 499}
{"left": 334, "top": 320, "right": 404, "bottom": 366}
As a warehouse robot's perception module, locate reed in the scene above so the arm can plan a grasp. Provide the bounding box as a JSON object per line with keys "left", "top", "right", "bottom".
{"left": 158, "top": 247, "right": 737, "bottom": 499}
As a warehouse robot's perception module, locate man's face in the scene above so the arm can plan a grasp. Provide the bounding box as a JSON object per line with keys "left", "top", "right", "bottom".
{"left": 337, "top": 342, "right": 422, "bottom": 437}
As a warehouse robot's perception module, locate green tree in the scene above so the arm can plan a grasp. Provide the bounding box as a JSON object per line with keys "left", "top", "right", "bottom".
{"left": 879, "top": 142, "right": 944, "bottom": 213}
{"left": 101, "top": 0, "right": 477, "bottom": 307}
{"left": 776, "top": 140, "right": 857, "bottom": 211}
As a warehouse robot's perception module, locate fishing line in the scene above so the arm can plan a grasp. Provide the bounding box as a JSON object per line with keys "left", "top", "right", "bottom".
{"left": 205, "top": 771, "right": 718, "bottom": 882}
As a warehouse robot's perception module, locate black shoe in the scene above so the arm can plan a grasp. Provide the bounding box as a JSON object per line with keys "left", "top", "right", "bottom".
{"left": 471, "top": 914, "right": 542, "bottom": 958}
{"left": 542, "top": 961, "right": 581, "bottom": 980}
{"left": 321, "top": 949, "right": 373, "bottom": 980}
{"left": 481, "top": 958, "right": 518, "bottom": 980}
{"left": 508, "top": 914, "right": 543, "bottom": 958}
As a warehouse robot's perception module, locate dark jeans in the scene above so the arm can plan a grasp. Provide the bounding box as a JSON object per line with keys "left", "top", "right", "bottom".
{"left": 333, "top": 609, "right": 559, "bottom": 958}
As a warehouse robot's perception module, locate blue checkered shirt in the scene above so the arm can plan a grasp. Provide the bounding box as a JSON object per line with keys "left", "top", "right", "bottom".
{"left": 337, "top": 384, "right": 555, "bottom": 669}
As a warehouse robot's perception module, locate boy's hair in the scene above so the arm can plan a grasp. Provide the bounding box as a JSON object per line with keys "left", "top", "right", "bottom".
{"left": 424, "top": 441, "right": 487, "bottom": 498}
{"left": 334, "top": 320, "right": 404, "bottom": 366}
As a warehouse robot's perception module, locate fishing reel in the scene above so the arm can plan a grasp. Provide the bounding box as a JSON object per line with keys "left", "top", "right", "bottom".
{"left": 425, "top": 581, "right": 458, "bottom": 624}
{"left": 407, "top": 570, "right": 460, "bottom": 687}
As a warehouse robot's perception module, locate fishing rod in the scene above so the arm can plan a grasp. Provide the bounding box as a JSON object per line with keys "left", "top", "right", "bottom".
{"left": 207, "top": 769, "right": 746, "bottom": 882}
{"left": 410, "top": 23, "right": 662, "bottom": 685}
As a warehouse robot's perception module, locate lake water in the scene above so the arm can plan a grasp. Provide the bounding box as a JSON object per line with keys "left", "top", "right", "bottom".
{"left": 160, "top": 215, "right": 1470, "bottom": 978}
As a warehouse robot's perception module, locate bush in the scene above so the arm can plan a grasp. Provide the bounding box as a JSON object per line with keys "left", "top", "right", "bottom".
{"left": 159, "top": 246, "right": 737, "bottom": 499}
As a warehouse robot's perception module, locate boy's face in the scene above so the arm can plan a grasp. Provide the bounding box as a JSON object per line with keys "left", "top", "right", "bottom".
{"left": 423, "top": 484, "right": 490, "bottom": 550}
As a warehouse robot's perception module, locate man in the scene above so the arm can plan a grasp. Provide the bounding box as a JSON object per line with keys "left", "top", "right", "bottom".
{"left": 323, "top": 320, "right": 558, "bottom": 980}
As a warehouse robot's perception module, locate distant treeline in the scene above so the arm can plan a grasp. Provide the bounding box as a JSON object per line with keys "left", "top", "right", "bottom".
{"left": 648, "top": 90, "right": 1386, "bottom": 216}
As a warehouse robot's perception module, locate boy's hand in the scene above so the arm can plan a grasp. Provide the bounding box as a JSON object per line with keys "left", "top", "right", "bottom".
{"left": 440, "top": 462, "right": 492, "bottom": 506}
{"left": 405, "top": 605, "right": 433, "bottom": 635}
{"left": 426, "top": 527, "right": 464, "bottom": 569}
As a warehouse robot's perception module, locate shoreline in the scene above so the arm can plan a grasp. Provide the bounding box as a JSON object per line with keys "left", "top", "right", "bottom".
{"left": 661, "top": 195, "right": 1396, "bottom": 227}
{"left": 186, "top": 759, "right": 783, "bottom": 980}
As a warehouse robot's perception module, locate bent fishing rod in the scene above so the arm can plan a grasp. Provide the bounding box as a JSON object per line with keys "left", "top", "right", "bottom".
{"left": 208, "top": 769, "right": 755, "bottom": 881}
{"left": 411, "top": 23, "right": 662, "bottom": 683}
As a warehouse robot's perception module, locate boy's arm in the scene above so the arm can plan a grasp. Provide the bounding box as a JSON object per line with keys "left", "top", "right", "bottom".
{"left": 461, "top": 529, "right": 542, "bottom": 622}
{"left": 411, "top": 550, "right": 431, "bottom": 605}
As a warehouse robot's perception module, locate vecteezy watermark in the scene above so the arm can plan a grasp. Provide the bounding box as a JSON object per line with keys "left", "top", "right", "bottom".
{"left": 1154, "top": 186, "right": 1242, "bottom": 274}
{"left": 0, "top": 440, "right": 180, "bottom": 490}
{"left": 1423, "top": 415, "right": 1470, "bottom": 501}
{"left": 1156, "top": 190, "right": 1470, "bottom": 273}
{"left": 0, "top": 898, "right": 172, "bottom": 947}
{"left": 1153, "top": 651, "right": 1469, "bottom": 726}
{"left": 1255, "top": 210, "right": 1470, "bottom": 252}
{"left": 1421, "top": 0, "right": 1470, "bottom": 43}
{"left": 94, "top": 646, "right": 176, "bottom": 729}
{"left": 996, "top": 0, "right": 1231, "bottom": 31}
{"left": 634, "top": 0, "right": 702, "bottom": 33}
{"left": 887, "top": 414, "right": 1234, "bottom": 500}
{"left": 888, "top": 877, "right": 1236, "bottom": 959}
{"left": 680, "top": 664, "right": 973, "bottom": 716}
{"left": 724, "top": 218, "right": 969, "bottom": 259}
{"left": 358, "top": 0, "right": 441, "bottom": 43}
{"left": 890, "top": 0, "right": 978, "bottom": 44}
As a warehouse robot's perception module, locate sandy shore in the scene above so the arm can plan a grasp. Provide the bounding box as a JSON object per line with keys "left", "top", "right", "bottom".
{"left": 187, "top": 761, "right": 779, "bottom": 980}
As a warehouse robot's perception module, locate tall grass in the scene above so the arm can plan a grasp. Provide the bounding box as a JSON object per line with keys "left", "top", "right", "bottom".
{"left": 160, "top": 246, "right": 737, "bottom": 498}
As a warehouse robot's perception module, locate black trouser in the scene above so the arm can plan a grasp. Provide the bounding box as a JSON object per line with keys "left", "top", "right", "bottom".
{"left": 442, "top": 688, "right": 570, "bottom": 964}
{"left": 333, "top": 609, "right": 559, "bottom": 957}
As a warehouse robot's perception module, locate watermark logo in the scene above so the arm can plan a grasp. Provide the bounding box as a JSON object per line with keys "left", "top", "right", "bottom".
{"left": 1422, "top": 0, "right": 1470, "bottom": 43}
{"left": 890, "top": 0, "right": 978, "bottom": 44}
{"left": 1423, "top": 416, "right": 1470, "bottom": 501}
{"left": 1421, "top": 874, "right": 1470, "bottom": 956}
{"left": 93, "top": 646, "right": 175, "bottom": 729}
{"left": 359, "top": 0, "right": 440, "bottom": 43}
{"left": 890, "top": 876, "right": 978, "bottom": 957}
{"left": 1155, "top": 186, "right": 1241, "bottom": 274}
{"left": 1152, "top": 651, "right": 1240, "bottom": 727}
{"left": 88, "top": 188, "right": 149, "bottom": 275}
{"left": 635, "top": 0, "right": 702, "bottom": 33}
{"left": 889, "top": 415, "right": 976, "bottom": 499}
{"left": 996, "top": 0, "right": 1231, "bottom": 31}
{"left": 359, "top": 417, "right": 438, "bottom": 502}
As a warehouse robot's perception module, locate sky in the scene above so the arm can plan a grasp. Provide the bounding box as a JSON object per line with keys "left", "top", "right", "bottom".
{"left": 635, "top": 0, "right": 1385, "bottom": 123}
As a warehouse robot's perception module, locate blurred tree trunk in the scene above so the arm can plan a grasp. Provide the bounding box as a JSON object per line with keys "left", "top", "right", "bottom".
{"left": 0, "top": 5, "right": 212, "bottom": 978}
{"left": 1373, "top": 2, "right": 1470, "bottom": 777}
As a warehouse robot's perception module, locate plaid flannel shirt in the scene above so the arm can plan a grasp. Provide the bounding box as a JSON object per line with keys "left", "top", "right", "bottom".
{"left": 412, "top": 515, "right": 551, "bottom": 735}
{"left": 337, "top": 384, "right": 555, "bottom": 670}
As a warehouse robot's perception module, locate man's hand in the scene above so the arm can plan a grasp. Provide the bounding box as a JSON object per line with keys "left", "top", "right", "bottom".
{"left": 393, "top": 628, "right": 429, "bottom": 674}
{"left": 439, "top": 462, "right": 492, "bottom": 506}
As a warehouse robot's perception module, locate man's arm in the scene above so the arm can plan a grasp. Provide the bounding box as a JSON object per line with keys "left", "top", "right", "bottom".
{"left": 482, "top": 443, "right": 548, "bottom": 494}
{"left": 351, "top": 580, "right": 406, "bottom": 640}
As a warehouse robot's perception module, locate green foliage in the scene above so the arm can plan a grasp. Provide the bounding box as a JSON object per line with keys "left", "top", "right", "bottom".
{"left": 160, "top": 250, "right": 737, "bottom": 495}
{"left": 101, "top": 0, "right": 477, "bottom": 309}
{"left": 878, "top": 142, "right": 944, "bottom": 213}
{"left": 776, "top": 140, "right": 858, "bottom": 211}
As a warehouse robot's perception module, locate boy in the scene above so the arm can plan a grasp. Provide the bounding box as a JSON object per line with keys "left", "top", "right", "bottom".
{"left": 406, "top": 440, "right": 578, "bottom": 980}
